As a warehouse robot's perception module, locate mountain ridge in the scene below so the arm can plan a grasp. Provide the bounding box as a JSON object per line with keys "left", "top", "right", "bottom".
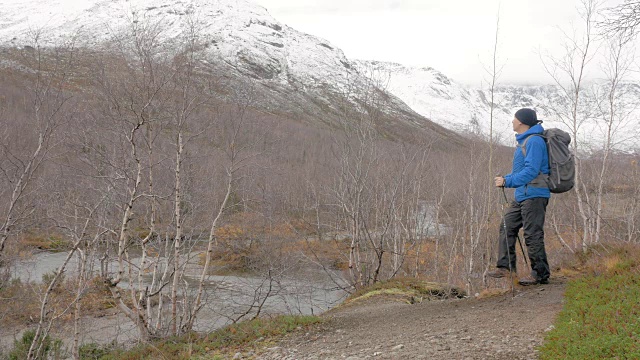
{"left": 358, "top": 59, "right": 640, "bottom": 151}
{"left": 2, "top": 0, "right": 468, "bottom": 146}
{"left": 1, "top": 0, "right": 638, "bottom": 151}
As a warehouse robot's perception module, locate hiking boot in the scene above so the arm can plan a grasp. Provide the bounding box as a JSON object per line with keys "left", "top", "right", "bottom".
{"left": 486, "top": 267, "right": 513, "bottom": 279}
{"left": 518, "top": 276, "right": 549, "bottom": 286}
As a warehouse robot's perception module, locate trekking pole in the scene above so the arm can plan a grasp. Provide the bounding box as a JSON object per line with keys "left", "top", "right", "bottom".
{"left": 498, "top": 190, "right": 515, "bottom": 297}
{"left": 500, "top": 187, "right": 529, "bottom": 269}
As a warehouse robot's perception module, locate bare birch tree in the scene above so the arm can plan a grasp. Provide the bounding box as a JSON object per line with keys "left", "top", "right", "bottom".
{"left": 589, "top": 34, "right": 635, "bottom": 244}
{"left": 0, "top": 32, "right": 76, "bottom": 269}
{"left": 27, "top": 193, "right": 109, "bottom": 360}
{"left": 540, "top": 0, "right": 598, "bottom": 252}
{"left": 481, "top": 8, "right": 505, "bottom": 286}
{"left": 328, "top": 65, "right": 435, "bottom": 289}
{"left": 93, "top": 14, "right": 177, "bottom": 340}
{"left": 601, "top": 0, "right": 640, "bottom": 41}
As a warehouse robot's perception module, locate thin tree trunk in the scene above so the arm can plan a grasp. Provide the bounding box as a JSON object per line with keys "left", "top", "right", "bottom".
{"left": 0, "top": 135, "right": 45, "bottom": 254}
{"left": 72, "top": 249, "right": 87, "bottom": 360}
{"left": 186, "top": 170, "right": 233, "bottom": 331}
{"left": 171, "top": 131, "right": 183, "bottom": 335}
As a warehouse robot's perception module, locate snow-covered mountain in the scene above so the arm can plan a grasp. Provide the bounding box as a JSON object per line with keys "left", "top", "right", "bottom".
{"left": 0, "top": 0, "right": 459, "bottom": 145}
{"left": 357, "top": 61, "right": 640, "bottom": 152}
{"left": 1, "top": 0, "right": 637, "bottom": 151}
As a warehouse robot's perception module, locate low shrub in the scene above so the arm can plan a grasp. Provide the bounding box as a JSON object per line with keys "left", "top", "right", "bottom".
{"left": 7, "top": 329, "right": 63, "bottom": 360}
{"left": 344, "top": 277, "right": 465, "bottom": 305}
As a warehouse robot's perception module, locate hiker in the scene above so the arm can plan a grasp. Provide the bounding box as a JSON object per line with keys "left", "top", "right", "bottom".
{"left": 488, "top": 108, "right": 551, "bottom": 286}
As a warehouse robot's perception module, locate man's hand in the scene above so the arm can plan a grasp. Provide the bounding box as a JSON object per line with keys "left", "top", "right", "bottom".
{"left": 494, "top": 176, "right": 506, "bottom": 187}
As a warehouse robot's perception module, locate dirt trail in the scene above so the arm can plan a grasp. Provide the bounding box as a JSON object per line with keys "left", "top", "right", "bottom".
{"left": 258, "top": 279, "right": 566, "bottom": 360}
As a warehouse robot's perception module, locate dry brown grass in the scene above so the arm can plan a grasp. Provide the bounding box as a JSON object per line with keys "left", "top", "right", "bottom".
{"left": 18, "top": 232, "right": 71, "bottom": 251}
{"left": 476, "top": 288, "right": 511, "bottom": 299}
{"left": 197, "top": 213, "right": 351, "bottom": 274}
{"left": 544, "top": 241, "right": 640, "bottom": 281}
{"left": 0, "top": 275, "right": 114, "bottom": 329}
{"left": 289, "top": 237, "right": 351, "bottom": 270}
{"left": 340, "top": 277, "right": 465, "bottom": 307}
{"left": 553, "top": 267, "right": 582, "bottom": 279}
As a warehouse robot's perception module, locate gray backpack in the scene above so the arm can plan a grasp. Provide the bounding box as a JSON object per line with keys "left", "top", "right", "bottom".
{"left": 520, "top": 128, "right": 575, "bottom": 194}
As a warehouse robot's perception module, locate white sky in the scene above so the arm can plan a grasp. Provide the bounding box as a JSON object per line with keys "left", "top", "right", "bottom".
{"left": 254, "top": 0, "right": 631, "bottom": 85}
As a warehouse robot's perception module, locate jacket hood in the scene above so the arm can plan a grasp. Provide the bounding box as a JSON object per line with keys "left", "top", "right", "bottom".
{"left": 516, "top": 124, "right": 544, "bottom": 143}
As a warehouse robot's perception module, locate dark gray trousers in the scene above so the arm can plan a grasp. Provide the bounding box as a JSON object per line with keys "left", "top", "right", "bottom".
{"left": 496, "top": 197, "right": 550, "bottom": 281}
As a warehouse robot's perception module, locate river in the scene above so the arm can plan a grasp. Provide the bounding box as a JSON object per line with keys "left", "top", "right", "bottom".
{"left": 3, "top": 250, "right": 348, "bottom": 350}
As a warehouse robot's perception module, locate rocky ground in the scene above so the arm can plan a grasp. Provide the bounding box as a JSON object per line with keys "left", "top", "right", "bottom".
{"left": 257, "top": 279, "right": 566, "bottom": 360}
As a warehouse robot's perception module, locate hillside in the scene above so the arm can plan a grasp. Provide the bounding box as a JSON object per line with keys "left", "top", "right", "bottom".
{"left": 0, "top": 0, "right": 462, "bottom": 147}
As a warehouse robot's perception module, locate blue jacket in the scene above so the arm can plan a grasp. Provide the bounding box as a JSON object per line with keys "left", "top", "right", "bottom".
{"left": 504, "top": 124, "right": 551, "bottom": 202}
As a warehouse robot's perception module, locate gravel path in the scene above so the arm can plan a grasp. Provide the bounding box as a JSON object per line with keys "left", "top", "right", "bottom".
{"left": 257, "top": 279, "right": 565, "bottom": 360}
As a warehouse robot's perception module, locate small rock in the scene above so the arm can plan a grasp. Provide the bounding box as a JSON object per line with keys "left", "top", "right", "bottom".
{"left": 373, "top": 352, "right": 383, "bottom": 356}
{"left": 545, "top": 325, "right": 555, "bottom": 332}
{"left": 391, "top": 344, "right": 404, "bottom": 351}
{"left": 233, "top": 352, "right": 242, "bottom": 360}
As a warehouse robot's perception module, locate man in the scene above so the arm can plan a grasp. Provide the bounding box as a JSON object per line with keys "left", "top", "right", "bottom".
{"left": 488, "top": 108, "right": 551, "bottom": 286}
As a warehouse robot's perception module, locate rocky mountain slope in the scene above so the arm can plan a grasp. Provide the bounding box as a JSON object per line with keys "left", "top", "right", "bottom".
{"left": 0, "top": 0, "right": 458, "bottom": 145}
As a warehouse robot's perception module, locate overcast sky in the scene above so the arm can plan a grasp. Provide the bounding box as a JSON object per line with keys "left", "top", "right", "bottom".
{"left": 254, "top": 0, "right": 630, "bottom": 86}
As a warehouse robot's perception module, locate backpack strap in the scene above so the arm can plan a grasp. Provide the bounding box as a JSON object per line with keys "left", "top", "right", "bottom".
{"left": 517, "top": 134, "right": 548, "bottom": 188}
{"left": 517, "top": 134, "right": 543, "bottom": 157}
